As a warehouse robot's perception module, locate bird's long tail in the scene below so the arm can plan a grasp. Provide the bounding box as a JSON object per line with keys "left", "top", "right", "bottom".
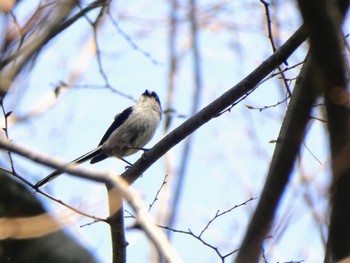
{"left": 34, "top": 146, "right": 103, "bottom": 188}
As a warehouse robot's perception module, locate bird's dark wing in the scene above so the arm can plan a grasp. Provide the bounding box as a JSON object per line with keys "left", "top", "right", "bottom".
{"left": 90, "top": 106, "right": 133, "bottom": 164}
{"left": 97, "top": 106, "right": 133, "bottom": 146}
{"left": 36, "top": 107, "right": 134, "bottom": 187}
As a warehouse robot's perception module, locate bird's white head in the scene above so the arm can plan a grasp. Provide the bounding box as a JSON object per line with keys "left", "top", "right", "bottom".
{"left": 136, "top": 90, "right": 162, "bottom": 115}
{"left": 141, "top": 90, "right": 161, "bottom": 104}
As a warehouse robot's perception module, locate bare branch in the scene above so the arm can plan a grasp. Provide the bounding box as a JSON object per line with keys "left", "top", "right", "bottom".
{"left": 148, "top": 174, "right": 168, "bottom": 212}
{"left": 199, "top": 197, "right": 257, "bottom": 238}
{"left": 297, "top": 0, "right": 350, "bottom": 262}
{"left": 259, "top": 0, "right": 291, "bottom": 96}
{"left": 37, "top": 188, "right": 106, "bottom": 223}
{"left": 134, "top": 198, "right": 256, "bottom": 262}
{"left": 235, "top": 52, "right": 319, "bottom": 262}
{"left": 1, "top": 102, "right": 16, "bottom": 174}
{"left": 0, "top": 0, "right": 106, "bottom": 69}
{"left": 121, "top": 25, "right": 308, "bottom": 186}
{"left": 0, "top": 140, "right": 182, "bottom": 263}
{"left": 161, "top": 224, "right": 238, "bottom": 263}
{"left": 245, "top": 96, "right": 290, "bottom": 112}
{"left": 108, "top": 11, "right": 161, "bottom": 66}
{"left": 0, "top": 0, "right": 76, "bottom": 97}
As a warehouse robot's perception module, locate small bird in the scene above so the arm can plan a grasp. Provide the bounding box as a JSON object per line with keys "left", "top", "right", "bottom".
{"left": 34, "top": 90, "right": 162, "bottom": 188}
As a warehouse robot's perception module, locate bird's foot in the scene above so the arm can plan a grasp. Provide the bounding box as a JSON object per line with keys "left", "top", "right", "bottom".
{"left": 140, "top": 147, "right": 150, "bottom": 152}
{"left": 128, "top": 145, "right": 149, "bottom": 152}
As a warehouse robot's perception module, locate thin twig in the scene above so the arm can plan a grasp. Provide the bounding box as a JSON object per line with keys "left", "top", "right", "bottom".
{"left": 80, "top": 4, "right": 135, "bottom": 99}
{"left": 37, "top": 188, "right": 107, "bottom": 222}
{"left": 160, "top": 225, "right": 238, "bottom": 263}
{"left": 158, "top": 198, "right": 256, "bottom": 262}
{"left": 0, "top": 140, "right": 182, "bottom": 263}
{"left": 108, "top": 12, "right": 161, "bottom": 65}
{"left": 149, "top": 174, "right": 168, "bottom": 212}
{"left": 1, "top": 104, "right": 106, "bottom": 225}
{"left": 235, "top": 52, "right": 318, "bottom": 262}
{"left": 259, "top": 0, "right": 277, "bottom": 53}
{"left": 259, "top": 0, "right": 291, "bottom": 96}
{"left": 245, "top": 96, "right": 290, "bottom": 112}
{"left": 1, "top": 103, "right": 16, "bottom": 174}
{"left": 199, "top": 197, "right": 257, "bottom": 238}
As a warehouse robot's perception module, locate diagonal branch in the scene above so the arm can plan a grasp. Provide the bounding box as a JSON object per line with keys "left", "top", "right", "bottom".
{"left": 235, "top": 1, "right": 350, "bottom": 262}
{"left": 0, "top": 0, "right": 106, "bottom": 70}
{"left": 0, "top": 140, "right": 182, "bottom": 263}
{"left": 235, "top": 51, "right": 318, "bottom": 263}
{"left": 121, "top": 24, "right": 308, "bottom": 185}
{"left": 0, "top": 0, "right": 107, "bottom": 97}
{"left": 297, "top": 0, "right": 350, "bottom": 262}
{"left": 0, "top": 0, "right": 76, "bottom": 97}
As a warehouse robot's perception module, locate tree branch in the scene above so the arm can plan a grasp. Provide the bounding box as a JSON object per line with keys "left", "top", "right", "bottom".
{"left": 297, "top": 0, "right": 350, "bottom": 262}
{"left": 235, "top": 51, "right": 318, "bottom": 263}
{"left": 0, "top": 140, "right": 182, "bottom": 263}
{"left": 235, "top": 1, "right": 350, "bottom": 262}
{"left": 0, "top": 0, "right": 107, "bottom": 98}
{"left": 121, "top": 25, "right": 308, "bottom": 185}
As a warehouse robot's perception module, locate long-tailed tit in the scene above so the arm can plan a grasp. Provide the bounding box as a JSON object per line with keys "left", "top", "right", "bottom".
{"left": 34, "top": 90, "right": 162, "bottom": 188}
